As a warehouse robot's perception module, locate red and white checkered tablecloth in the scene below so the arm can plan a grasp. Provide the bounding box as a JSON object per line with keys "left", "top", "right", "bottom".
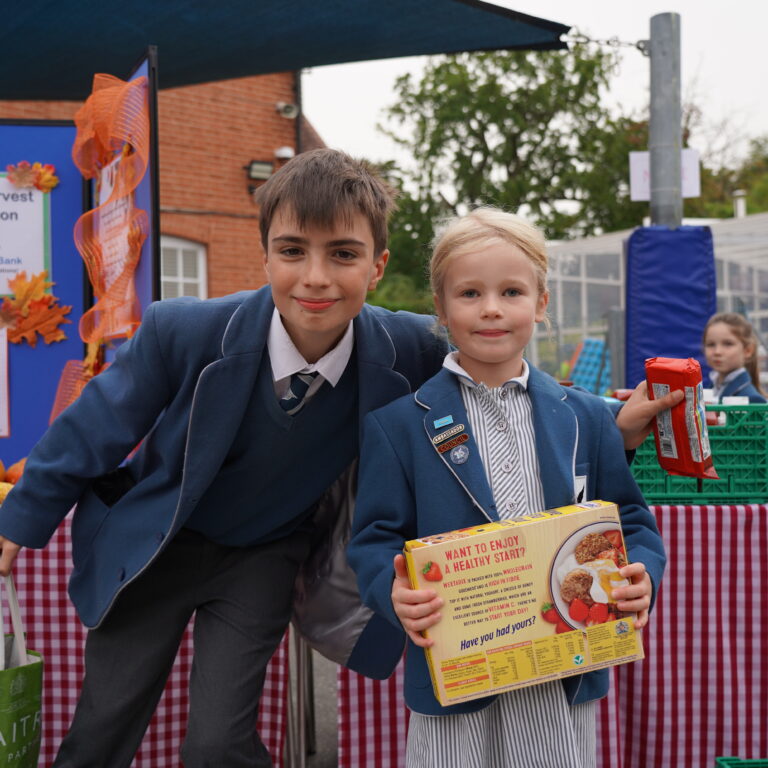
{"left": 13, "top": 514, "right": 289, "bottom": 768}
{"left": 338, "top": 504, "right": 768, "bottom": 768}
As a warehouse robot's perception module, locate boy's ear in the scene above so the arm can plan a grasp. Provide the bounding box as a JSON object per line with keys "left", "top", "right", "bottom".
{"left": 262, "top": 250, "right": 271, "bottom": 282}
{"left": 367, "top": 250, "right": 389, "bottom": 291}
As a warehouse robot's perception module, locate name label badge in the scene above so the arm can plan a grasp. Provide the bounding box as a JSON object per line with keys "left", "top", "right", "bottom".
{"left": 432, "top": 424, "right": 465, "bottom": 444}
{"left": 433, "top": 415, "right": 454, "bottom": 429}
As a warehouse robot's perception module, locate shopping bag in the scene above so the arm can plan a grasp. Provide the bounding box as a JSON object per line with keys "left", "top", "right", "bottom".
{"left": 0, "top": 575, "right": 43, "bottom": 767}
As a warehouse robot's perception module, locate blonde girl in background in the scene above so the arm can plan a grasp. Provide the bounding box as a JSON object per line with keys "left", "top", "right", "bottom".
{"left": 703, "top": 312, "right": 766, "bottom": 403}
{"left": 349, "top": 207, "right": 665, "bottom": 768}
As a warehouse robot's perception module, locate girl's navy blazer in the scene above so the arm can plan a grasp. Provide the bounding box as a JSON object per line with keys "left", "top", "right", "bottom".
{"left": 0, "top": 286, "right": 448, "bottom": 679}
{"left": 349, "top": 365, "right": 667, "bottom": 715}
{"left": 717, "top": 369, "right": 767, "bottom": 403}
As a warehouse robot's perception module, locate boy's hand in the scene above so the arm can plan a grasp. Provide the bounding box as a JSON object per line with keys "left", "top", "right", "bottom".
{"left": 616, "top": 381, "right": 684, "bottom": 450}
{"left": 612, "top": 561, "right": 652, "bottom": 629}
{"left": 391, "top": 554, "right": 443, "bottom": 648}
{"left": 0, "top": 537, "right": 20, "bottom": 576}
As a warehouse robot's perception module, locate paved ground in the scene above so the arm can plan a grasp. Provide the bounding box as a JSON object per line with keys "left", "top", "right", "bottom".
{"left": 296, "top": 650, "right": 338, "bottom": 768}
{"left": 306, "top": 651, "right": 339, "bottom": 767}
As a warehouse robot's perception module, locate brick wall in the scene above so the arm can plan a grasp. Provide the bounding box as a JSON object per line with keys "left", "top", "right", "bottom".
{"left": 0, "top": 71, "right": 323, "bottom": 297}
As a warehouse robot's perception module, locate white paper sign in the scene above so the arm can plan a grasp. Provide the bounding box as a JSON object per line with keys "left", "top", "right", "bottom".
{"left": 629, "top": 148, "right": 701, "bottom": 201}
{"left": 0, "top": 175, "right": 49, "bottom": 294}
{"left": 0, "top": 328, "right": 8, "bottom": 438}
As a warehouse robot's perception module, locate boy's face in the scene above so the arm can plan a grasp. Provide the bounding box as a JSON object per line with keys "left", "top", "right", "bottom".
{"left": 264, "top": 206, "right": 388, "bottom": 362}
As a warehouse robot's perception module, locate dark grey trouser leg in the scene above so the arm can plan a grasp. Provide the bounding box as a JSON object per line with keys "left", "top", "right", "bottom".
{"left": 53, "top": 530, "right": 204, "bottom": 768}
{"left": 181, "top": 527, "right": 313, "bottom": 767}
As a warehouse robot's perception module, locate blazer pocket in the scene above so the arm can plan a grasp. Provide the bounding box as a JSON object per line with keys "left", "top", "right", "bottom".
{"left": 71, "top": 485, "right": 113, "bottom": 567}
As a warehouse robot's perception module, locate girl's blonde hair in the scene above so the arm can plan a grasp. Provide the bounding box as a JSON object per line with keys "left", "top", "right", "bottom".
{"left": 704, "top": 312, "right": 766, "bottom": 395}
{"left": 430, "top": 207, "right": 548, "bottom": 300}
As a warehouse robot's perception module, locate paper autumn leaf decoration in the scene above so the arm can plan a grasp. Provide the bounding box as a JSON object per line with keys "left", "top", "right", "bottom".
{"left": 5, "top": 161, "right": 59, "bottom": 192}
{"left": 0, "top": 271, "right": 71, "bottom": 347}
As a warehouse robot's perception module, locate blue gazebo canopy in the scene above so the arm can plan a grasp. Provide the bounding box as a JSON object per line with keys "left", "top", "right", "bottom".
{"left": 1, "top": 0, "right": 569, "bottom": 99}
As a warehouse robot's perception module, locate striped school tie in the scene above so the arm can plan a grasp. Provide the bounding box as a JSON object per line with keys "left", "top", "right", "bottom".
{"left": 280, "top": 371, "right": 319, "bottom": 415}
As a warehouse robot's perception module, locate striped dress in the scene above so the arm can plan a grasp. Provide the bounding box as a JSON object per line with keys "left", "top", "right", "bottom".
{"left": 406, "top": 356, "right": 596, "bottom": 768}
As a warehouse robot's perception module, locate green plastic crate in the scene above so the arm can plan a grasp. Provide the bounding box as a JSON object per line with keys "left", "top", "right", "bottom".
{"left": 631, "top": 404, "right": 768, "bottom": 505}
{"left": 715, "top": 759, "right": 768, "bottom": 767}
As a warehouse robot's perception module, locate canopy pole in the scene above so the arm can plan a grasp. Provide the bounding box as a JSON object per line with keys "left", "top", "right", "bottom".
{"left": 649, "top": 12, "right": 682, "bottom": 228}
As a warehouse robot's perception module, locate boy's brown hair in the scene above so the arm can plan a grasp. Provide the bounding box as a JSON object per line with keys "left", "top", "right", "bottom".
{"left": 255, "top": 148, "right": 397, "bottom": 257}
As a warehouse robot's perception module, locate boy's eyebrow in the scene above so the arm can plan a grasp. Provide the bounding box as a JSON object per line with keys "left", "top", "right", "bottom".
{"left": 271, "top": 234, "right": 368, "bottom": 247}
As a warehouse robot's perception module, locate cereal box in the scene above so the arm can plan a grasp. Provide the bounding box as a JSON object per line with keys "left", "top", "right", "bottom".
{"left": 403, "top": 500, "right": 643, "bottom": 707}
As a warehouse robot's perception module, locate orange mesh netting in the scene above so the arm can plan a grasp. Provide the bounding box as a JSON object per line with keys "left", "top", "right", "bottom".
{"left": 49, "top": 345, "right": 109, "bottom": 424}
{"left": 72, "top": 74, "right": 150, "bottom": 343}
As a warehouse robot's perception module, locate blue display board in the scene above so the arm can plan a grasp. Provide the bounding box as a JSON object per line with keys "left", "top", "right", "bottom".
{"left": 625, "top": 226, "right": 717, "bottom": 388}
{"left": 0, "top": 121, "right": 87, "bottom": 465}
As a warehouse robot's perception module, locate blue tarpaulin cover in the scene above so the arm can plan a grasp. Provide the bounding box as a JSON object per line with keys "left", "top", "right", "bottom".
{"left": 625, "top": 226, "right": 717, "bottom": 388}
{"left": 0, "top": 1, "right": 569, "bottom": 100}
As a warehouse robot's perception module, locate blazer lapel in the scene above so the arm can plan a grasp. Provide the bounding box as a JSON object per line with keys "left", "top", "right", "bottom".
{"left": 354, "top": 305, "right": 413, "bottom": 439}
{"left": 526, "top": 367, "right": 578, "bottom": 509}
{"left": 180, "top": 289, "right": 274, "bottom": 503}
{"left": 416, "top": 369, "right": 497, "bottom": 521}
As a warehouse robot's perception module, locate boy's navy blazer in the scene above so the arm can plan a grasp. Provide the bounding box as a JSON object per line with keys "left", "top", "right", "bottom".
{"left": 717, "top": 369, "right": 766, "bottom": 403}
{"left": 349, "top": 366, "right": 666, "bottom": 714}
{"left": 0, "top": 286, "right": 447, "bottom": 679}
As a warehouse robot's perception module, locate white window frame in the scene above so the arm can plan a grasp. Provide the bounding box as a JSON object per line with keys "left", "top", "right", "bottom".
{"left": 160, "top": 236, "right": 208, "bottom": 300}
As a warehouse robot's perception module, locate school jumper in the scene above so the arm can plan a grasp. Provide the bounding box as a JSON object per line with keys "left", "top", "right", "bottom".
{"left": 349, "top": 363, "right": 666, "bottom": 721}
{"left": 0, "top": 285, "right": 448, "bottom": 765}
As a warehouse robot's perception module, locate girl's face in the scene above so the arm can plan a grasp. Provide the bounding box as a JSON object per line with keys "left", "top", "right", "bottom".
{"left": 704, "top": 322, "right": 752, "bottom": 375}
{"left": 434, "top": 241, "right": 548, "bottom": 386}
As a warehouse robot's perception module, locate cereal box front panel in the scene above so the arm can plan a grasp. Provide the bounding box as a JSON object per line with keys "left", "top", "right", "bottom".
{"left": 404, "top": 502, "right": 643, "bottom": 706}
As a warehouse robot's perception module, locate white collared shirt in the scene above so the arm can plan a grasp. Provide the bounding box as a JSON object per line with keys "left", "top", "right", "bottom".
{"left": 709, "top": 366, "right": 746, "bottom": 401}
{"left": 267, "top": 308, "right": 355, "bottom": 403}
{"left": 441, "top": 351, "right": 530, "bottom": 390}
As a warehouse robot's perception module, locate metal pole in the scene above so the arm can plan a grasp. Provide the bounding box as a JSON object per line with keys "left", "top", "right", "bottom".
{"left": 649, "top": 12, "right": 682, "bottom": 228}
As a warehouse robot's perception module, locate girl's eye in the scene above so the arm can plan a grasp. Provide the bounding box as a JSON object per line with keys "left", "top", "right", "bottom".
{"left": 504, "top": 288, "right": 521, "bottom": 297}
{"left": 460, "top": 289, "right": 479, "bottom": 298}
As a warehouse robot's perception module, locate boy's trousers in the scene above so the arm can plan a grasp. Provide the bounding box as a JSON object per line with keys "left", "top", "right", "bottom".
{"left": 53, "top": 525, "right": 314, "bottom": 768}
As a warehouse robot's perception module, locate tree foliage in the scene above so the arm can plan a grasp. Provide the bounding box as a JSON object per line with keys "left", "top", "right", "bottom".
{"left": 370, "top": 43, "right": 768, "bottom": 313}
{"left": 380, "top": 42, "right": 648, "bottom": 242}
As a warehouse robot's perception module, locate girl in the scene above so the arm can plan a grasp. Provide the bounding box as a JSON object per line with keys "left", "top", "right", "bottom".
{"left": 703, "top": 312, "right": 767, "bottom": 403}
{"left": 348, "top": 208, "right": 666, "bottom": 768}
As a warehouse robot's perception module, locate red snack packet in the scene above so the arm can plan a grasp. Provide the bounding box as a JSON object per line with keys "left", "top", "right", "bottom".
{"left": 645, "top": 357, "right": 719, "bottom": 479}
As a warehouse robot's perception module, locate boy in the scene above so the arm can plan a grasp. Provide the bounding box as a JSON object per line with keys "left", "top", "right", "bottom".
{"left": 0, "top": 149, "right": 448, "bottom": 767}
{"left": 0, "top": 148, "right": 677, "bottom": 767}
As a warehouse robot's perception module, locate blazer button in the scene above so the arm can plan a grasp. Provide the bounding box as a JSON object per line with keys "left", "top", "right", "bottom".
{"left": 117, "top": 567, "right": 126, "bottom": 582}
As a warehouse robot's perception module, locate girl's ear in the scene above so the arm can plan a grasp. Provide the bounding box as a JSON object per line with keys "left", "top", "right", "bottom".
{"left": 433, "top": 293, "right": 448, "bottom": 328}
{"left": 745, "top": 339, "right": 757, "bottom": 361}
{"left": 535, "top": 290, "right": 550, "bottom": 323}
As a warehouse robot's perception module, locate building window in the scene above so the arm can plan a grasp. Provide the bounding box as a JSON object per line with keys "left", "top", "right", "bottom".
{"left": 160, "top": 237, "right": 208, "bottom": 299}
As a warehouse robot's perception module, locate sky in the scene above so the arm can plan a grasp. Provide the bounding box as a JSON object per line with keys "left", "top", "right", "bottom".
{"left": 301, "top": 1, "right": 767, "bottom": 169}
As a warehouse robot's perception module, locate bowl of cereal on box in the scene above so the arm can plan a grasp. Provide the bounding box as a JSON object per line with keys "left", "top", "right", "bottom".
{"left": 549, "top": 523, "right": 630, "bottom": 630}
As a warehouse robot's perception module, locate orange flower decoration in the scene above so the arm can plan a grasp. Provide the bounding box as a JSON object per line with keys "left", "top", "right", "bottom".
{"left": 5, "top": 161, "right": 59, "bottom": 192}
{"left": 5, "top": 161, "right": 36, "bottom": 188}
{"left": 33, "top": 162, "right": 59, "bottom": 192}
